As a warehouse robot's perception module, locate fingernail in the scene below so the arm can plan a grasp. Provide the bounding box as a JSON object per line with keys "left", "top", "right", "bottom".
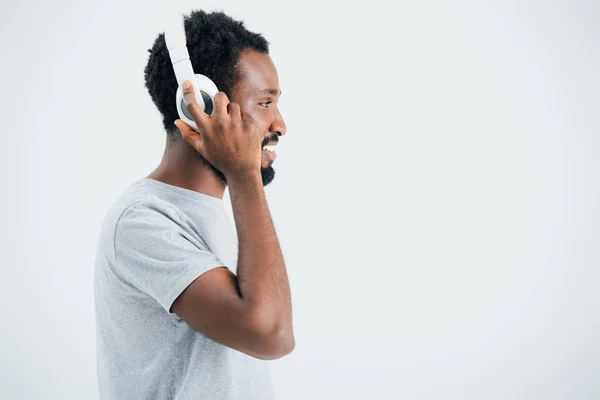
{"left": 183, "top": 81, "right": 191, "bottom": 90}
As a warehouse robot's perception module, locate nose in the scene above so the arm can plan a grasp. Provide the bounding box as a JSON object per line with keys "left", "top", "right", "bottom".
{"left": 269, "top": 109, "right": 287, "bottom": 137}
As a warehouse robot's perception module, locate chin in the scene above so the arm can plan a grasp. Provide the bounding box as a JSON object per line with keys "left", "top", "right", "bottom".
{"left": 261, "top": 165, "right": 275, "bottom": 187}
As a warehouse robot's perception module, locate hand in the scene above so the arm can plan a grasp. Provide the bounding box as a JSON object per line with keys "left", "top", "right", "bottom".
{"left": 174, "top": 80, "right": 262, "bottom": 179}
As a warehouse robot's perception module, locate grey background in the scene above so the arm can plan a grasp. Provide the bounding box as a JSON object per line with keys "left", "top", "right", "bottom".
{"left": 1, "top": 0, "right": 599, "bottom": 399}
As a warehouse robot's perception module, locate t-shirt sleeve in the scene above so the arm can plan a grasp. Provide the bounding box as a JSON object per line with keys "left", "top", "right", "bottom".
{"left": 113, "top": 198, "right": 226, "bottom": 314}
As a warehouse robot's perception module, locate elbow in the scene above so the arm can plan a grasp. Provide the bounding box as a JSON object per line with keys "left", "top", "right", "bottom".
{"left": 257, "top": 326, "right": 295, "bottom": 360}
{"left": 271, "top": 323, "right": 296, "bottom": 358}
{"left": 247, "top": 305, "right": 295, "bottom": 360}
{"left": 253, "top": 317, "right": 295, "bottom": 360}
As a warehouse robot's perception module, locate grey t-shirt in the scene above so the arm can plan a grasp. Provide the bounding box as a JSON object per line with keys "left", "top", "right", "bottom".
{"left": 94, "top": 178, "right": 274, "bottom": 400}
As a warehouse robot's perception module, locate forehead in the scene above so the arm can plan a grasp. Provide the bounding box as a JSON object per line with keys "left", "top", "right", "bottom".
{"left": 234, "top": 49, "right": 280, "bottom": 97}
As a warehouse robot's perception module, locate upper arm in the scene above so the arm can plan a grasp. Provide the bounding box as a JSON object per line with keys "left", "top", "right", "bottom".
{"left": 113, "top": 199, "right": 292, "bottom": 360}
{"left": 171, "top": 267, "right": 291, "bottom": 360}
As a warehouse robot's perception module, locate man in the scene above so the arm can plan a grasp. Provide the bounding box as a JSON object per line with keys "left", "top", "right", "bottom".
{"left": 94, "top": 10, "right": 294, "bottom": 400}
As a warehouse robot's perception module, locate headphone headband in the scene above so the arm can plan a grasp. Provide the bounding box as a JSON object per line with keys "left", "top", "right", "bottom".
{"left": 165, "top": 17, "right": 206, "bottom": 111}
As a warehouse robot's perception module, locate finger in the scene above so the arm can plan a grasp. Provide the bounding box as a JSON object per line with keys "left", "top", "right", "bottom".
{"left": 241, "top": 111, "right": 257, "bottom": 125}
{"left": 182, "top": 81, "right": 209, "bottom": 129}
{"left": 213, "top": 92, "right": 230, "bottom": 121}
{"left": 174, "top": 119, "right": 204, "bottom": 154}
{"left": 240, "top": 112, "right": 259, "bottom": 137}
{"left": 228, "top": 102, "right": 241, "bottom": 121}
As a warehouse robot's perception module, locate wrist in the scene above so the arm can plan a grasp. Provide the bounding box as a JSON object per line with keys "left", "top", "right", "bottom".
{"left": 226, "top": 169, "right": 262, "bottom": 188}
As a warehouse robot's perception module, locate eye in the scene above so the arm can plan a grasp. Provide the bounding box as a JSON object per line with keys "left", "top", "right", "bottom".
{"left": 259, "top": 101, "right": 272, "bottom": 108}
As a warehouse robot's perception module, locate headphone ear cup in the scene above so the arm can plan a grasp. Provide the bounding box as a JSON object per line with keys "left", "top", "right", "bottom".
{"left": 175, "top": 74, "right": 219, "bottom": 131}
{"left": 179, "top": 91, "right": 213, "bottom": 120}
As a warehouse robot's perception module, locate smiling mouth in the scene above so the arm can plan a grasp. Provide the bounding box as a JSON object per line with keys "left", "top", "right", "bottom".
{"left": 262, "top": 146, "right": 277, "bottom": 161}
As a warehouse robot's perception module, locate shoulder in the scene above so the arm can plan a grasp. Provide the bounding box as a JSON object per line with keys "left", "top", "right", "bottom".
{"left": 118, "top": 195, "right": 183, "bottom": 225}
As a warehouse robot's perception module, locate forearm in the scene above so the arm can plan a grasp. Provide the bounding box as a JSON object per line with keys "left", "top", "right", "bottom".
{"left": 228, "top": 171, "right": 293, "bottom": 339}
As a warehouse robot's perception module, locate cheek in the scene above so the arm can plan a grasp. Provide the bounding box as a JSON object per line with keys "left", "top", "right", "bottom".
{"left": 239, "top": 100, "right": 271, "bottom": 132}
{"left": 246, "top": 110, "right": 270, "bottom": 133}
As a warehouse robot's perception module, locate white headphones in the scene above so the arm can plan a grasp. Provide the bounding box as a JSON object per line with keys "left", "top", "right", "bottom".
{"left": 165, "top": 17, "right": 219, "bottom": 132}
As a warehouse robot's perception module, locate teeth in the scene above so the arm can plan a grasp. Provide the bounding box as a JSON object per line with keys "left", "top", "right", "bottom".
{"left": 264, "top": 146, "right": 275, "bottom": 152}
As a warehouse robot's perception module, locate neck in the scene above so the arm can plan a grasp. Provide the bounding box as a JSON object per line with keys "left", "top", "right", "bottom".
{"left": 146, "top": 137, "right": 226, "bottom": 200}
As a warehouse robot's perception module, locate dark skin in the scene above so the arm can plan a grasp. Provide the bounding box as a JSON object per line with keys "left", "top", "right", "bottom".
{"left": 147, "top": 48, "right": 287, "bottom": 197}
{"left": 147, "top": 49, "right": 294, "bottom": 359}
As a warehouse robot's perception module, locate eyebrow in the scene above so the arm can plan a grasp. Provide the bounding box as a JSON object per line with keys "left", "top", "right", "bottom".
{"left": 255, "top": 88, "right": 282, "bottom": 96}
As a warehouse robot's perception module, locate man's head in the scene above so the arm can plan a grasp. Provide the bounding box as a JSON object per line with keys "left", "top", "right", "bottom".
{"left": 144, "top": 10, "right": 286, "bottom": 186}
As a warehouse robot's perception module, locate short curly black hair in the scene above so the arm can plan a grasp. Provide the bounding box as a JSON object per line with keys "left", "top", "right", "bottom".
{"left": 144, "top": 10, "right": 269, "bottom": 145}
